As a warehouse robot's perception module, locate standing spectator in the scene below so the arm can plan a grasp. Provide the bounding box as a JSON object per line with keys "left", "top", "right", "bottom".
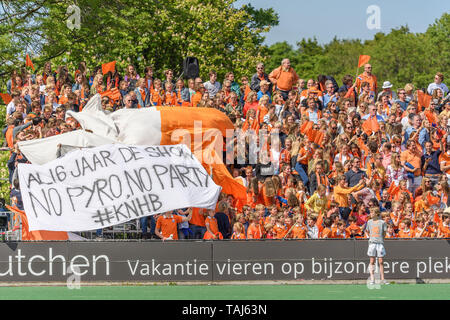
{"left": 124, "top": 64, "right": 140, "bottom": 91}
{"left": 143, "top": 66, "right": 154, "bottom": 91}
{"left": 268, "top": 58, "right": 300, "bottom": 100}
{"left": 204, "top": 70, "right": 221, "bottom": 98}
{"left": 250, "top": 63, "right": 270, "bottom": 93}
{"left": 421, "top": 140, "right": 442, "bottom": 186}
{"left": 162, "top": 69, "right": 176, "bottom": 89}
{"left": 345, "top": 157, "right": 367, "bottom": 187}
{"left": 134, "top": 78, "right": 150, "bottom": 108}
{"left": 155, "top": 210, "right": 192, "bottom": 240}
{"left": 427, "top": 72, "right": 448, "bottom": 96}
{"left": 355, "top": 64, "right": 378, "bottom": 97}
{"left": 338, "top": 75, "right": 357, "bottom": 106}
{"left": 215, "top": 201, "right": 232, "bottom": 239}
{"left": 175, "top": 79, "right": 190, "bottom": 106}
{"left": 225, "top": 72, "right": 240, "bottom": 96}
{"left": 395, "top": 88, "right": 409, "bottom": 111}
{"left": 6, "top": 90, "right": 21, "bottom": 117}
{"left": 401, "top": 140, "right": 423, "bottom": 194}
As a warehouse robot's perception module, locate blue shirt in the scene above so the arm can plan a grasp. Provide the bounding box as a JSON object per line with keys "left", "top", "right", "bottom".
{"left": 404, "top": 127, "right": 429, "bottom": 148}
{"left": 323, "top": 93, "right": 337, "bottom": 108}
{"left": 257, "top": 90, "right": 272, "bottom": 103}
{"left": 395, "top": 99, "right": 408, "bottom": 111}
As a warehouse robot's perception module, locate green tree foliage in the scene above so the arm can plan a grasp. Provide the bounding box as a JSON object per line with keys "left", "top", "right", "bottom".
{"left": 0, "top": 0, "right": 279, "bottom": 85}
{"left": 266, "top": 13, "right": 449, "bottom": 91}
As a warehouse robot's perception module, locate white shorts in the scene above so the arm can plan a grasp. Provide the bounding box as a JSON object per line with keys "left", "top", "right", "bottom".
{"left": 367, "top": 243, "right": 386, "bottom": 258}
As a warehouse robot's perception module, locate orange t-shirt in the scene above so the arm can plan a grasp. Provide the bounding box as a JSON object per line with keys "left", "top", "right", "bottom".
{"left": 321, "top": 227, "right": 332, "bottom": 238}
{"left": 58, "top": 95, "right": 68, "bottom": 105}
{"left": 273, "top": 223, "right": 287, "bottom": 239}
{"left": 205, "top": 215, "right": 219, "bottom": 234}
{"left": 150, "top": 88, "right": 163, "bottom": 106}
{"left": 413, "top": 227, "right": 431, "bottom": 238}
{"left": 247, "top": 223, "right": 263, "bottom": 239}
{"left": 400, "top": 150, "right": 421, "bottom": 176}
{"left": 331, "top": 228, "right": 347, "bottom": 239}
{"left": 156, "top": 214, "right": 183, "bottom": 239}
{"left": 439, "top": 152, "right": 450, "bottom": 174}
{"left": 190, "top": 208, "right": 206, "bottom": 227}
{"left": 165, "top": 91, "right": 177, "bottom": 106}
{"left": 355, "top": 73, "right": 377, "bottom": 94}
{"left": 231, "top": 232, "right": 246, "bottom": 240}
{"left": 291, "top": 224, "right": 307, "bottom": 239}
{"left": 397, "top": 228, "right": 413, "bottom": 238}
{"left": 191, "top": 91, "right": 202, "bottom": 107}
{"left": 439, "top": 223, "right": 450, "bottom": 238}
{"left": 258, "top": 105, "right": 269, "bottom": 124}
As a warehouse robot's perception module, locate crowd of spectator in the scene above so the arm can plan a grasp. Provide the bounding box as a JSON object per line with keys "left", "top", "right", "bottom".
{"left": 3, "top": 59, "right": 450, "bottom": 240}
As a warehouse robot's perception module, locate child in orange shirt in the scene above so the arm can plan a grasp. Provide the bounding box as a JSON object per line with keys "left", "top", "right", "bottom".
{"left": 231, "top": 222, "right": 246, "bottom": 239}
{"left": 413, "top": 217, "right": 432, "bottom": 238}
{"left": 247, "top": 214, "right": 263, "bottom": 239}
{"left": 264, "top": 223, "right": 274, "bottom": 239}
{"left": 397, "top": 219, "right": 413, "bottom": 238}
{"left": 164, "top": 82, "right": 177, "bottom": 106}
{"left": 256, "top": 95, "right": 270, "bottom": 124}
{"left": 264, "top": 205, "right": 278, "bottom": 225}
{"left": 385, "top": 222, "right": 397, "bottom": 238}
{"left": 273, "top": 216, "right": 287, "bottom": 239}
{"left": 204, "top": 210, "right": 223, "bottom": 240}
{"left": 321, "top": 217, "right": 333, "bottom": 238}
{"left": 150, "top": 79, "right": 164, "bottom": 106}
{"left": 331, "top": 220, "right": 347, "bottom": 238}
{"left": 290, "top": 214, "right": 308, "bottom": 239}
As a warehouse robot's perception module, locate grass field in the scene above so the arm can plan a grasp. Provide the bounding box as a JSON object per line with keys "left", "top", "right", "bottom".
{"left": 0, "top": 284, "right": 449, "bottom": 300}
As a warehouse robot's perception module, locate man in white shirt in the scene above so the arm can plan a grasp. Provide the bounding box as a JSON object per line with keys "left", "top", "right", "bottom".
{"left": 203, "top": 70, "right": 221, "bottom": 98}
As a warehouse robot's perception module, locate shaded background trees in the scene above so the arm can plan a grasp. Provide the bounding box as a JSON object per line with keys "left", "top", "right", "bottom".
{"left": 265, "top": 13, "right": 449, "bottom": 90}
{"left": 0, "top": 1, "right": 448, "bottom": 91}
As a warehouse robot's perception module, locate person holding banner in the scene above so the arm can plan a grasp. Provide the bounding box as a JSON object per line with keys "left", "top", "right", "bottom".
{"left": 155, "top": 210, "right": 193, "bottom": 241}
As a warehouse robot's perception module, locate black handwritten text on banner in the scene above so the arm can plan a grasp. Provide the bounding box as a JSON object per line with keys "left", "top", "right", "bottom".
{"left": 18, "top": 144, "right": 221, "bottom": 231}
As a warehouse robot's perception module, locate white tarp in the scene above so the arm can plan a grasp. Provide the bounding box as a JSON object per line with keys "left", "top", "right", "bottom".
{"left": 18, "top": 130, "right": 117, "bottom": 165}
{"left": 17, "top": 144, "right": 221, "bottom": 232}
{"left": 66, "top": 94, "right": 119, "bottom": 140}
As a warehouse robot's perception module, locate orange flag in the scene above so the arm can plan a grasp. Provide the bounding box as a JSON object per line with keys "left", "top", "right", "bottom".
{"left": 417, "top": 90, "right": 432, "bottom": 110}
{"left": 25, "top": 54, "right": 35, "bottom": 70}
{"left": 358, "top": 55, "right": 371, "bottom": 68}
{"left": 0, "top": 93, "right": 12, "bottom": 105}
{"left": 101, "top": 87, "right": 121, "bottom": 101}
{"left": 102, "top": 61, "right": 116, "bottom": 75}
{"left": 6, "top": 205, "right": 69, "bottom": 241}
{"left": 361, "top": 116, "right": 379, "bottom": 135}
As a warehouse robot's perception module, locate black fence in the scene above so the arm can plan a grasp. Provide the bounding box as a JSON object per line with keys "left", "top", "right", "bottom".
{"left": 0, "top": 239, "right": 449, "bottom": 282}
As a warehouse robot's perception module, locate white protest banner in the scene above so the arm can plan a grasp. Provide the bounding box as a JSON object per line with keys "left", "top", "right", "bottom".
{"left": 18, "top": 144, "right": 221, "bottom": 232}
